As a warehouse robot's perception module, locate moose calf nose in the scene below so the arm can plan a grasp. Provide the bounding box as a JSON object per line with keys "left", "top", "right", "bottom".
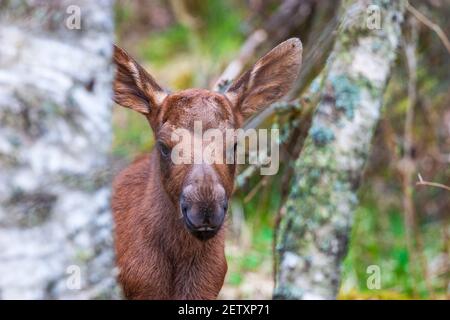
{"left": 181, "top": 201, "right": 224, "bottom": 230}
{"left": 180, "top": 196, "right": 227, "bottom": 241}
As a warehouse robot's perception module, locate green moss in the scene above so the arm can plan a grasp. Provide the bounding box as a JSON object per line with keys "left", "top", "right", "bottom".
{"left": 277, "top": 137, "right": 351, "bottom": 255}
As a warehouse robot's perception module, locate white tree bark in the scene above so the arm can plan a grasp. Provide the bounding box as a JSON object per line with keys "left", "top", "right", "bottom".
{"left": 0, "top": 0, "right": 119, "bottom": 299}
{"left": 275, "top": 0, "right": 405, "bottom": 299}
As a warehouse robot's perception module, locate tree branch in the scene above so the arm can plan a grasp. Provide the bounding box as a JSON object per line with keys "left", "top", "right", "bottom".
{"left": 416, "top": 173, "right": 450, "bottom": 192}
{"left": 406, "top": 1, "right": 450, "bottom": 55}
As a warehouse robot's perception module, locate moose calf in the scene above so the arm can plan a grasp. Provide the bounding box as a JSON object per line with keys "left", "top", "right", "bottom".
{"left": 112, "top": 38, "right": 302, "bottom": 299}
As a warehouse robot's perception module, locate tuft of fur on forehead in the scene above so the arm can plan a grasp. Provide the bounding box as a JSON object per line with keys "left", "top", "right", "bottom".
{"left": 158, "top": 89, "right": 237, "bottom": 130}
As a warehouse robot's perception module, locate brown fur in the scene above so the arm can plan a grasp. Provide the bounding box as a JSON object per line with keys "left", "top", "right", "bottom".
{"left": 113, "top": 152, "right": 227, "bottom": 299}
{"left": 112, "top": 39, "right": 302, "bottom": 299}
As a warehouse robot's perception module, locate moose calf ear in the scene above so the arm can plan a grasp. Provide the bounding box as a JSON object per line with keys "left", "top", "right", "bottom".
{"left": 113, "top": 45, "right": 167, "bottom": 115}
{"left": 225, "top": 38, "right": 302, "bottom": 119}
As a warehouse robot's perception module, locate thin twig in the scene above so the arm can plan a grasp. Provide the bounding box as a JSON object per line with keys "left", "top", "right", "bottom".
{"left": 416, "top": 173, "right": 450, "bottom": 192}
{"left": 244, "top": 99, "right": 301, "bottom": 130}
{"left": 406, "top": 1, "right": 450, "bottom": 55}
{"left": 213, "top": 30, "right": 267, "bottom": 92}
{"left": 400, "top": 16, "right": 435, "bottom": 297}
{"left": 243, "top": 176, "right": 268, "bottom": 203}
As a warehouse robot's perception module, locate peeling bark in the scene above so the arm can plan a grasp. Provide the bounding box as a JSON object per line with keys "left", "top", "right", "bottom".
{"left": 274, "top": 0, "right": 405, "bottom": 299}
{"left": 0, "top": 0, "right": 119, "bottom": 299}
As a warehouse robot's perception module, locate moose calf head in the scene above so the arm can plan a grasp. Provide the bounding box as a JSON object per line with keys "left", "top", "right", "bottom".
{"left": 113, "top": 39, "right": 302, "bottom": 241}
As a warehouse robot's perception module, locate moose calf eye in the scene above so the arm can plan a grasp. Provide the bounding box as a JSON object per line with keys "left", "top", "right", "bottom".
{"left": 158, "top": 142, "right": 171, "bottom": 158}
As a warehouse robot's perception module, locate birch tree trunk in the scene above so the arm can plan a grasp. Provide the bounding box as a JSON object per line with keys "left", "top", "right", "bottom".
{"left": 0, "top": 0, "right": 119, "bottom": 299}
{"left": 274, "top": 0, "right": 405, "bottom": 299}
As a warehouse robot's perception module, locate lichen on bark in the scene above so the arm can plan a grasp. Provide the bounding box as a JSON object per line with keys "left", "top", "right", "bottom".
{"left": 274, "top": 0, "right": 405, "bottom": 300}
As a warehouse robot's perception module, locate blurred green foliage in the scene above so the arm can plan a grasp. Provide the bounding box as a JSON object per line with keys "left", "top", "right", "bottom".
{"left": 342, "top": 192, "right": 447, "bottom": 298}
{"left": 112, "top": 109, "right": 153, "bottom": 160}
{"left": 140, "top": 24, "right": 190, "bottom": 66}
